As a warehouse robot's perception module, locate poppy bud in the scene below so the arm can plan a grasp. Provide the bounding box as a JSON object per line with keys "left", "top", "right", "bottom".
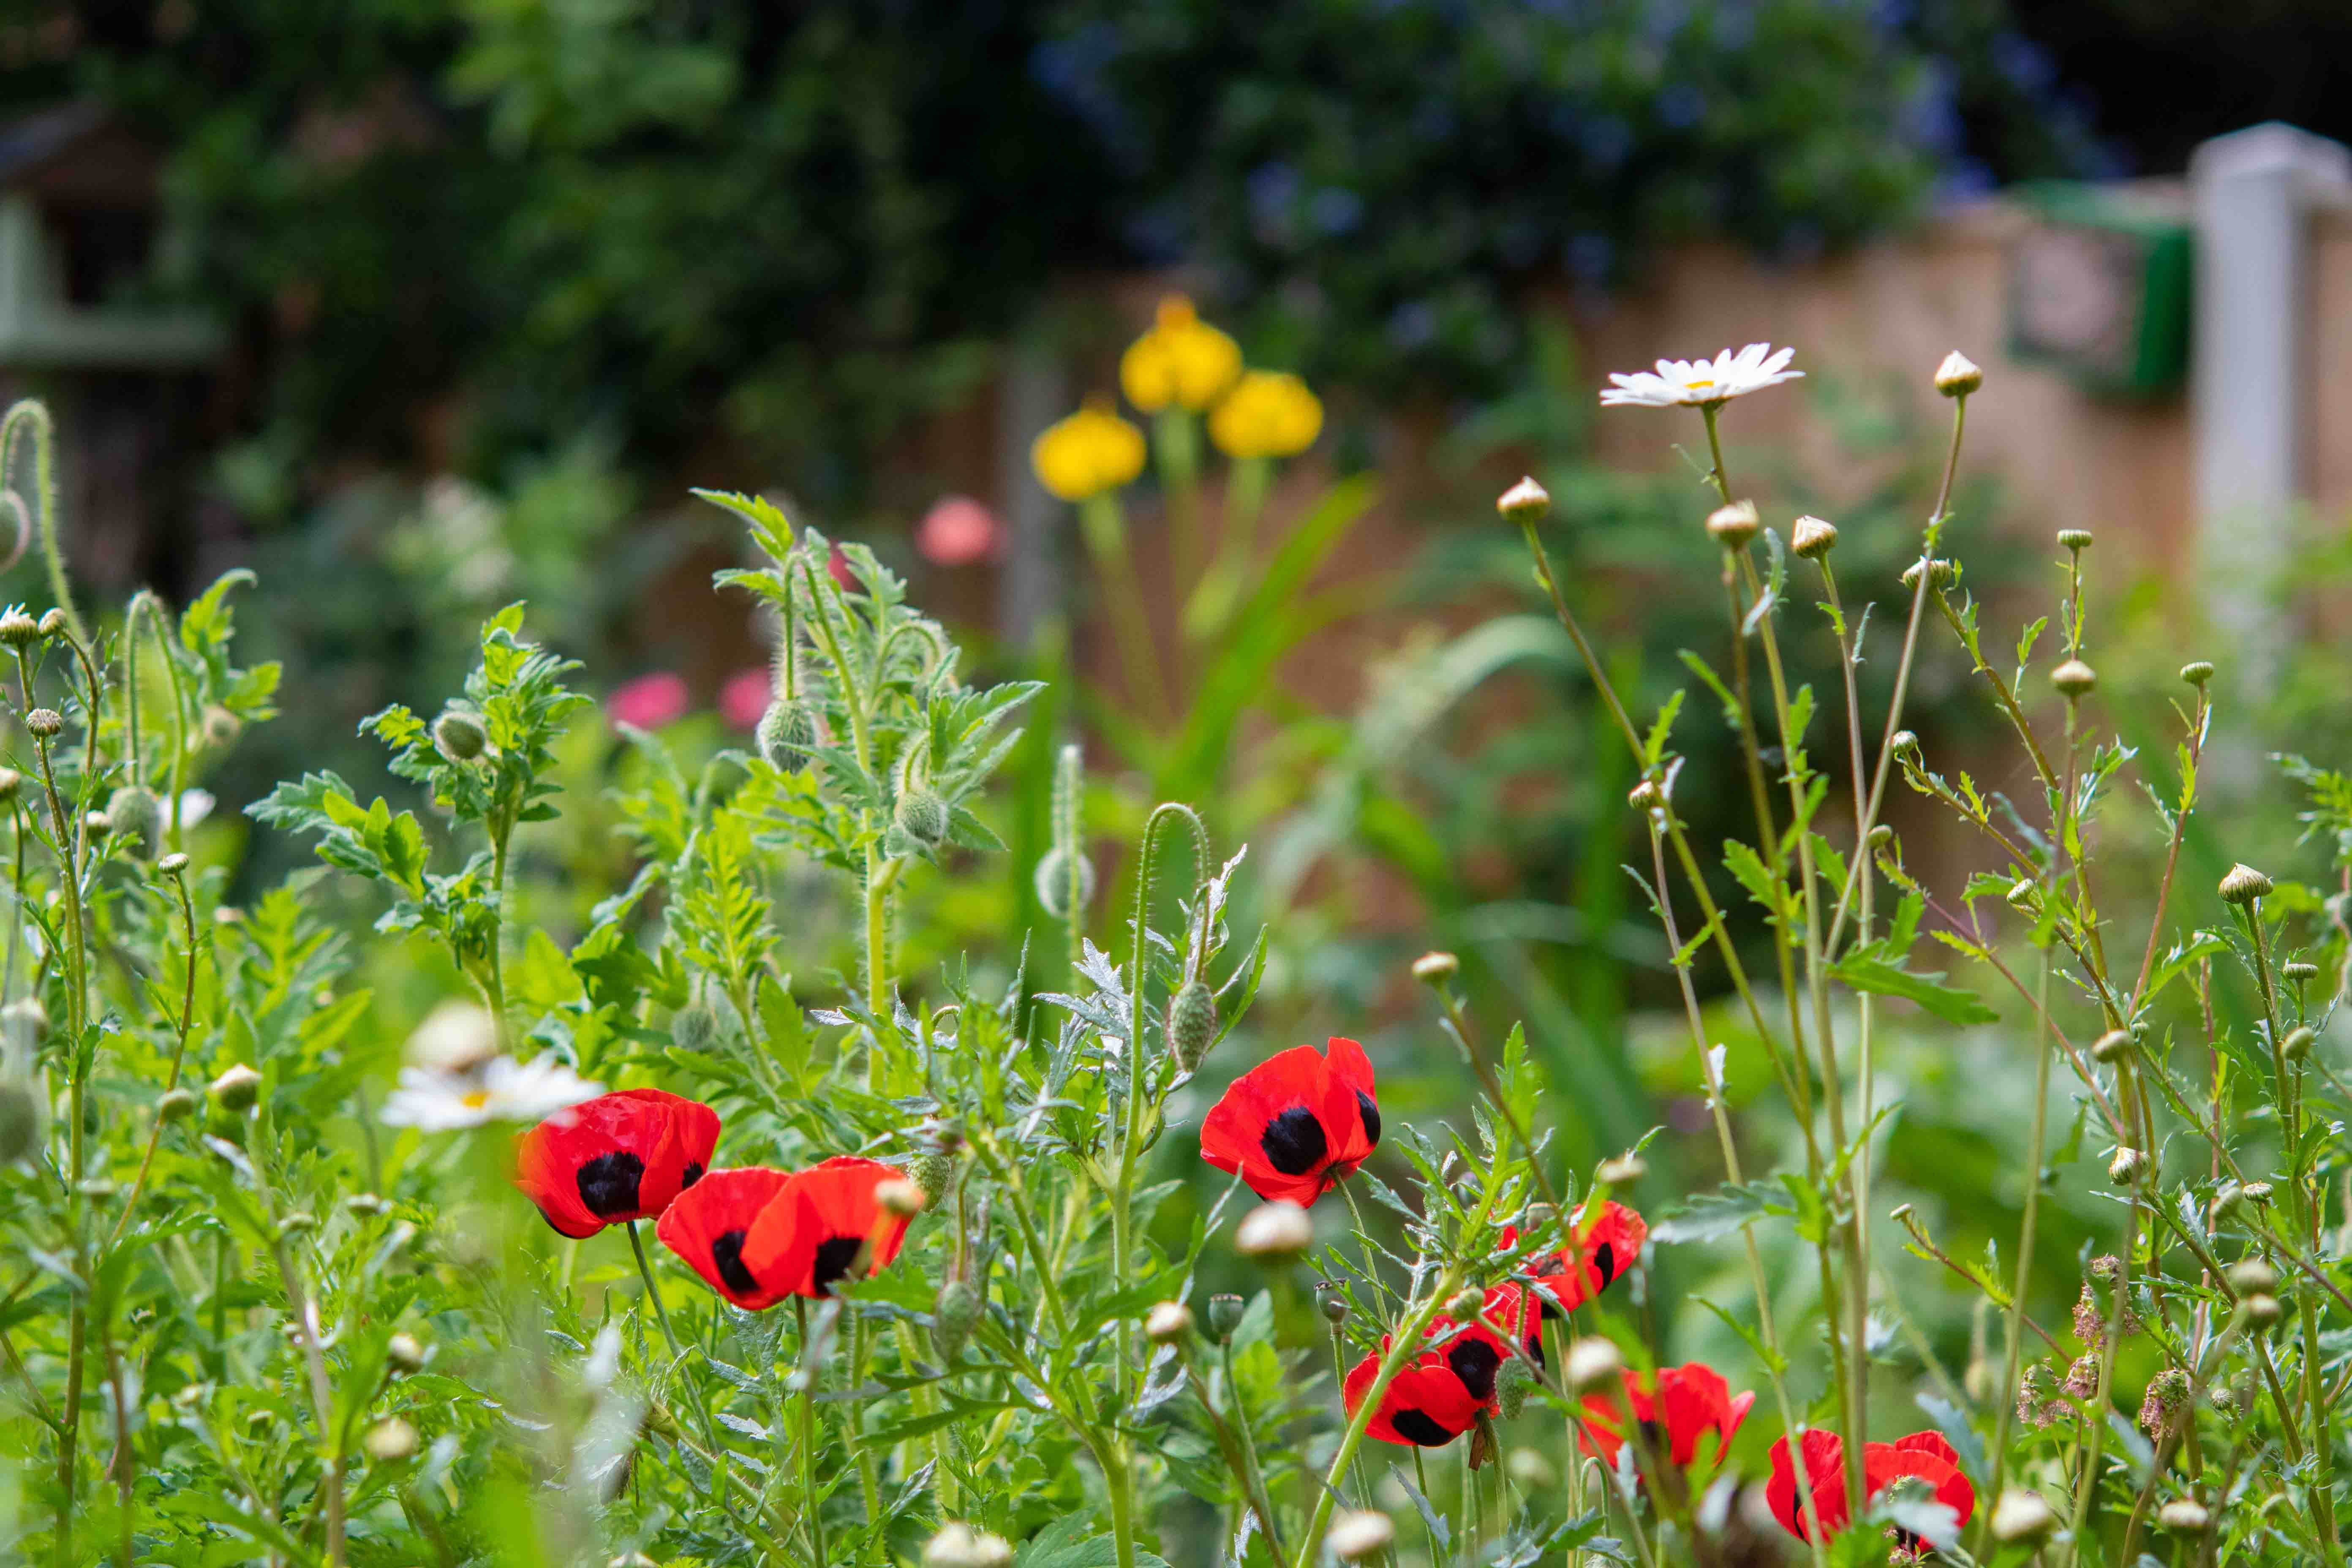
{"left": 1899, "top": 558, "right": 1957, "bottom": 593}
{"left": 1207, "top": 1293, "right": 1246, "bottom": 1343}
{"left": 923, "top": 1523, "right": 1014, "bottom": 1568}
{"left": 1991, "top": 1489, "right": 2057, "bottom": 1544}
{"left": 24, "top": 708, "right": 61, "bottom": 740}
{"left": 200, "top": 705, "right": 242, "bottom": 749}
{"left": 875, "top": 1177, "right": 926, "bottom": 1218}
{"left": 0, "top": 610, "right": 35, "bottom": 647}
{"left": 2158, "top": 1499, "right": 2210, "bottom": 1535}
{"left": 1033, "top": 848, "right": 1096, "bottom": 919}
{"left": 2281, "top": 1026, "right": 2316, "bottom": 1062}
{"left": 1167, "top": 980, "right": 1217, "bottom": 1073}
{"left": 156, "top": 1087, "right": 199, "bottom": 1124}
{"left": 2210, "top": 1182, "right": 2243, "bottom": 1220}
{"left": 896, "top": 789, "right": 949, "bottom": 847}
{"left": 2227, "top": 1258, "right": 2277, "bottom": 1295}
{"left": 1495, "top": 1353, "right": 1533, "bottom": 1420}
{"left": 431, "top": 709, "right": 488, "bottom": 763}
{"left": 2218, "top": 863, "right": 2272, "bottom": 905}
{"left": 2179, "top": 660, "right": 2213, "bottom": 686}
{"left": 36, "top": 609, "right": 64, "bottom": 640}
{"left": 1145, "top": 1301, "right": 1194, "bottom": 1345}
{"left": 1327, "top": 1510, "right": 1396, "bottom": 1563}
{"left": 1791, "top": 514, "right": 1838, "bottom": 559}
{"left": 2050, "top": 659, "right": 2096, "bottom": 698}
{"left": 1596, "top": 1154, "right": 1647, "bottom": 1187}
{"left": 2091, "top": 1029, "right": 2132, "bottom": 1063}
{"left": 2055, "top": 528, "right": 2094, "bottom": 552}
{"left": 932, "top": 1279, "right": 982, "bottom": 1361}
{"left": 210, "top": 1064, "right": 263, "bottom": 1113}
{"left": 1564, "top": 1337, "right": 1622, "bottom": 1394}
{"left": 757, "top": 699, "right": 818, "bottom": 773}
{"left": 387, "top": 1333, "right": 426, "bottom": 1374}
{"left": 362, "top": 1417, "right": 419, "bottom": 1463}
{"left": 1934, "top": 351, "right": 1983, "bottom": 397}
{"left": 1316, "top": 1280, "right": 1350, "bottom": 1325}
{"left": 1410, "top": 950, "right": 1459, "bottom": 984}
{"left": 1704, "top": 500, "right": 1760, "bottom": 548}
{"left": 2106, "top": 1147, "right": 2144, "bottom": 1184}
{"left": 1236, "top": 1201, "right": 1313, "bottom": 1260}
{"left": 1496, "top": 478, "right": 1551, "bottom": 524}
{"left": 909, "top": 1152, "right": 955, "bottom": 1209}
{"left": 673, "top": 999, "right": 720, "bottom": 1055}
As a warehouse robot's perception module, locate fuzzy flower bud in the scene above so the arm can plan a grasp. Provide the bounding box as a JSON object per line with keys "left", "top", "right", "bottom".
{"left": 2139, "top": 1368, "right": 2191, "bottom": 1437}
{"left": 1316, "top": 1283, "right": 1350, "bottom": 1327}
{"left": 1145, "top": 1300, "right": 1195, "bottom": 1345}
{"left": 1597, "top": 1154, "right": 1648, "bottom": 1187}
{"left": 895, "top": 789, "right": 950, "bottom": 847}
{"left": 1236, "top": 1201, "right": 1313, "bottom": 1260}
{"left": 1034, "top": 848, "right": 1097, "bottom": 919}
{"left": 2091, "top": 1029, "right": 2132, "bottom": 1063}
{"left": 431, "top": 709, "right": 488, "bottom": 763}
{"left": 2237, "top": 1293, "right": 2282, "bottom": 1331}
{"left": 1444, "top": 1287, "right": 1486, "bottom": 1319}
{"left": 1934, "top": 350, "right": 1983, "bottom": 397}
{"left": 387, "top": 1332, "right": 427, "bottom": 1374}
{"left": 2050, "top": 659, "right": 2096, "bottom": 698}
{"left": 2226, "top": 1258, "right": 2278, "bottom": 1296}
{"left": 0, "top": 768, "right": 20, "bottom": 804}
{"left": 673, "top": 1000, "right": 720, "bottom": 1054}
{"left": 875, "top": 1177, "right": 926, "bottom": 1218}
{"left": 36, "top": 609, "right": 65, "bottom": 640}
{"left": 2243, "top": 1180, "right": 2275, "bottom": 1207}
{"left": 2, "top": 996, "right": 48, "bottom": 1055}
{"left": 24, "top": 708, "right": 61, "bottom": 740}
{"left": 2180, "top": 660, "right": 2213, "bottom": 686}
{"left": 1410, "top": 950, "right": 1459, "bottom": 984}
{"left": 2055, "top": 528, "right": 2094, "bottom": 551}
{"left": 1495, "top": 1353, "right": 1534, "bottom": 1420}
{"left": 932, "top": 1279, "right": 982, "bottom": 1362}
{"left": 2218, "top": 863, "right": 2272, "bottom": 905}
{"left": 0, "top": 1076, "right": 38, "bottom": 1165}
{"left": 2210, "top": 1182, "right": 2244, "bottom": 1221}
{"left": 2157, "top": 1499, "right": 2210, "bottom": 1535}
{"left": 757, "top": 698, "right": 818, "bottom": 773}
{"left": 1991, "top": 1489, "right": 2057, "bottom": 1544}
{"left": 2281, "top": 1026, "right": 2316, "bottom": 1062}
{"left": 923, "top": 1524, "right": 1014, "bottom": 1568}
{"left": 210, "top": 1064, "right": 263, "bottom": 1113}
{"left": 1626, "top": 778, "right": 1665, "bottom": 813}
{"left": 156, "top": 1087, "right": 199, "bottom": 1124}
{"left": 2107, "top": 1146, "right": 2145, "bottom": 1185}
{"left": 1166, "top": 980, "right": 1218, "bottom": 1073}
{"left": 909, "top": 1152, "right": 956, "bottom": 1209}
{"left": 1889, "top": 730, "right": 1920, "bottom": 757}
{"left": 1207, "top": 1293, "right": 1246, "bottom": 1342}
{"left": 2283, "top": 961, "right": 2320, "bottom": 982}
{"left": 1705, "top": 500, "right": 1760, "bottom": 548}
{"left": 1327, "top": 1510, "right": 1396, "bottom": 1563}
{"left": 158, "top": 852, "right": 189, "bottom": 877}
{"left": 1496, "top": 477, "right": 1551, "bottom": 524}
{"left": 362, "top": 1417, "right": 419, "bottom": 1463}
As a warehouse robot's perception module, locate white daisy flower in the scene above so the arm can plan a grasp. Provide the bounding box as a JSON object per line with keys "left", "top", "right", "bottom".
{"left": 1600, "top": 343, "right": 1802, "bottom": 408}
{"left": 380, "top": 1052, "right": 600, "bottom": 1131}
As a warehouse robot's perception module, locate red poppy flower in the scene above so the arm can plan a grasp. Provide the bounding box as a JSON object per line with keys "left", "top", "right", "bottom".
{"left": 1577, "top": 1362, "right": 1756, "bottom": 1470}
{"left": 656, "top": 1166, "right": 794, "bottom": 1310}
{"left": 1500, "top": 1200, "right": 1647, "bottom": 1318}
{"left": 739, "top": 1156, "right": 915, "bottom": 1298}
{"left": 1200, "top": 1037, "right": 1380, "bottom": 1206}
{"left": 515, "top": 1089, "right": 721, "bottom": 1239}
{"left": 1343, "top": 1340, "right": 1486, "bottom": 1447}
{"left": 1766, "top": 1429, "right": 1975, "bottom": 1557}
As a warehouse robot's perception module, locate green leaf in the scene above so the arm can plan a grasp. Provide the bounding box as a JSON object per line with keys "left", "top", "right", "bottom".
{"left": 1650, "top": 1180, "right": 1789, "bottom": 1245}
{"left": 1830, "top": 953, "right": 1997, "bottom": 1025}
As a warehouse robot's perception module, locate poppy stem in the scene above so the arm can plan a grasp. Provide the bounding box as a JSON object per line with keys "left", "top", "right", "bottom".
{"left": 793, "top": 1298, "right": 826, "bottom": 1567}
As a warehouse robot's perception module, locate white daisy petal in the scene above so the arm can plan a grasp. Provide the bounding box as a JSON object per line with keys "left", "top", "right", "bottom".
{"left": 1597, "top": 342, "right": 1804, "bottom": 409}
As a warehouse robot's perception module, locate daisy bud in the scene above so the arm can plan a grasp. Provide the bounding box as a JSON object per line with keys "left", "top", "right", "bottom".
{"left": 1564, "top": 1337, "right": 1622, "bottom": 1394}
{"left": 1626, "top": 778, "right": 1664, "bottom": 813}
{"left": 1496, "top": 477, "right": 1551, "bottom": 524}
{"left": 1167, "top": 980, "right": 1218, "bottom": 1073}
{"left": 36, "top": 609, "right": 65, "bottom": 640}
{"left": 2237, "top": 1293, "right": 2281, "bottom": 1332}
{"left": 875, "top": 1177, "right": 926, "bottom": 1218}
{"left": 923, "top": 1523, "right": 1014, "bottom": 1568}
{"left": 1316, "top": 1280, "right": 1350, "bottom": 1325}
{"left": 362, "top": 1417, "right": 419, "bottom": 1463}
{"left": 2055, "top": 528, "right": 2094, "bottom": 552}
{"left": 2179, "top": 660, "right": 2213, "bottom": 686}
{"left": 83, "top": 811, "right": 111, "bottom": 839}
{"left": 931, "top": 1279, "right": 981, "bottom": 1361}
{"left": 344, "top": 1192, "right": 387, "bottom": 1217}
{"left": 1933, "top": 350, "right": 1983, "bottom": 397}
{"left": 1899, "top": 558, "right": 1957, "bottom": 593}
{"left": 1704, "top": 500, "right": 1760, "bottom": 549}
{"left": 386, "top": 1333, "right": 426, "bottom": 1374}
{"left": 1889, "top": 730, "right": 1919, "bottom": 757}
{"left": 2107, "top": 1147, "right": 2145, "bottom": 1185}
{"left": 1496, "top": 1353, "right": 1534, "bottom": 1420}
{"left": 2227, "top": 1259, "right": 2278, "bottom": 1295}
{"left": 2091, "top": 1028, "right": 2132, "bottom": 1063}
{"left": 0, "top": 768, "right": 19, "bottom": 803}
{"left": 2243, "top": 1180, "right": 2275, "bottom": 1207}
{"left": 1034, "top": 848, "right": 1097, "bottom": 919}
{"left": 157, "top": 1087, "right": 199, "bottom": 1123}
{"left": 1991, "top": 1489, "right": 2057, "bottom": 1545}
{"left": 1145, "top": 1300, "right": 1195, "bottom": 1345}
{"left": 1789, "top": 514, "right": 1838, "bottom": 559}
{"left": 1507, "top": 1446, "right": 1559, "bottom": 1491}
{"left": 1867, "top": 823, "right": 1894, "bottom": 848}
{"left": 1597, "top": 1153, "right": 1647, "bottom": 1187}
{"left": 2139, "top": 1368, "right": 2190, "bottom": 1437}
{"left": 1207, "top": 1293, "right": 1247, "bottom": 1342}
{"left": 24, "top": 708, "right": 62, "bottom": 740}
{"left": 2281, "top": 1026, "right": 2316, "bottom": 1062}
{"left": 210, "top": 1064, "right": 263, "bottom": 1113}
{"left": 2050, "top": 659, "right": 2096, "bottom": 698}
{"left": 895, "top": 788, "right": 950, "bottom": 848}
{"left": 2210, "top": 1183, "right": 2244, "bottom": 1221}
{"left": 277, "top": 1211, "right": 316, "bottom": 1239}
{"left": 1410, "top": 950, "right": 1459, "bottom": 985}
{"left": 2218, "top": 863, "right": 2272, "bottom": 905}
{"left": 431, "top": 709, "right": 487, "bottom": 763}
{"left": 909, "top": 1152, "right": 956, "bottom": 1209}
{"left": 2157, "top": 1499, "right": 2210, "bottom": 1535}
{"left": 0, "top": 610, "right": 36, "bottom": 648}
{"left": 2005, "top": 878, "right": 2038, "bottom": 910}
{"left": 1326, "top": 1509, "right": 1396, "bottom": 1563}
{"left": 2283, "top": 961, "right": 2319, "bottom": 982}
{"left": 158, "top": 852, "right": 189, "bottom": 876}
{"left": 1236, "top": 1200, "right": 1313, "bottom": 1260}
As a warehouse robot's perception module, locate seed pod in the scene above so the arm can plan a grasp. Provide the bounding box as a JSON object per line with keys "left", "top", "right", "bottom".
{"left": 1316, "top": 1280, "right": 1350, "bottom": 1326}
{"left": 931, "top": 1279, "right": 982, "bottom": 1361}
{"left": 1206, "top": 1293, "right": 1246, "bottom": 1343}
{"left": 1033, "top": 848, "right": 1096, "bottom": 919}
{"left": 431, "top": 709, "right": 488, "bottom": 763}
{"left": 1166, "top": 980, "right": 1217, "bottom": 1073}
{"left": 895, "top": 788, "right": 949, "bottom": 847}
{"left": 1934, "top": 350, "right": 1983, "bottom": 397}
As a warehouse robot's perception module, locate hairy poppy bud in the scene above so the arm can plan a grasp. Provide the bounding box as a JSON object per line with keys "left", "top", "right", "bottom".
{"left": 1033, "top": 849, "right": 1096, "bottom": 919}
{"left": 2227, "top": 1258, "right": 2277, "bottom": 1295}
{"left": 1596, "top": 1154, "right": 1647, "bottom": 1187}
{"left": 106, "top": 786, "right": 161, "bottom": 858}
{"left": 0, "top": 610, "right": 36, "bottom": 648}
{"left": 210, "top": 1064, "right": 263, "bottom": 1113}
{"left": 2281, "top": 1026, "right": 2316, "bottom": 1062}
{"left": 1145, "top": 1301, "right": 1194, "bottom": 1345}
{"left": 672, "top": 999, "right": 720, "bottom": 1055}
{"left": 386, "top": 1332, "right": 426, "bottom": 1374}
{"left": 1410, "top": 950, "right": 1459, "bottom": 984}
{"left": 1705, "top": 500, "right": 1760, "bottom": 548}
{"left": 1166, "top": 980, "right": 1217, "bottom": 1073}
{"left": 156, "top": 1087, "right": 199, "bottom": 1123}
{"left": 923, "top": 1523, "right": 1014, "bottom": 1568}
{"left": 1496, "top": 1352, "right": 1534, "bottom": 1420}
{"left": 2218, "top": 863, "right": 2272, "bottom": 905}
{"left": 1236, "top": 1201, "right": 1313, "bottom": 1260}
{"left": 24, "top": 708, "right": 62, "bottom": 740}
{"left": 36, "top": 609, "right": 65, "bottom": 640}
{"left": 1899, "top": 558, "right": 1957, "bottom": 593}
{"left": 1206, "top": 1293, "right": 1246, "bottom": 1342}
{"left": 1496, "top": 477, "right": 1550, "bottom": 523}
{"left": 431, "top": 709, "right": 487, "bottom": 763}
{"left": 362, "top": 1417, "right": 419, "bottom": 1463}
{"left": 2091, "top": 1029, "right": 2132, "bottom": 1063}
{"left": 757, "top": 699, "right": 817, "bottom": 773}
{"left": 932, "top": 1279, "right": 982, "bottom": 1362}
{"left": 2179, "top": 660, "right": 2213, "bottom": 686}
{"left": 2158, "top": 1499, "right": 2210, "bottom": 1535}
{"left": 200, "top": 705, "right": 242, "bottom": 749}
{"left": 1991, "top": 1489, "right": 2056, "bottom": 1544}
{"left": 2107, "top": 1147, "right": 2145, "bottom": 1185}
{"left": 2055, "top": 528, "right": 2093, "bottom": 552}
{"left": 1934, "top": 350, "right": 1983, "bottom": 397}
{"left": 896, "top": 789, "right": 949, "bottom": 847}
{"left": 1564, "top": 1337, "right": 1622, "bottom": 1394}
{"left": 1791, "top": 514, "right": 1838, "bottom": 559}
{"left": 2050, "top": 659, "right": 2096, "bottom": 698}
{"left": 875, "top": 1177, "right": 926, "bottom": 1218}
{"left": 1327, "top": 1511, "right": 1396, "bottom": 1563}
{"left": 909, "top": 1152, "right": 955, "bottom": 1209}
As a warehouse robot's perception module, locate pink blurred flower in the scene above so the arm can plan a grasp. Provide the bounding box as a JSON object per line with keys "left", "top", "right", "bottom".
{"left": 607, "top": 671, "right": 690, "bottom": 731}
{"left": 828, "top": 544, "right": 859, "bottom": 592}
{"left": 917, "top": 494, "right": 1002, "bottom": 567}
{"left": 719, "top": 667, "right": 771, "bottom": 730}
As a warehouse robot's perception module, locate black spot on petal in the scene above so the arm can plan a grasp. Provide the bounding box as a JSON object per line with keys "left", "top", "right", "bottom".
{"left": 710, "top": 1230, "right": 759, "bottom": 1296}
{"left": 680, "top": 1162, "right": 704, "bottom": 1189}
{"left": 1594, "top": 1243, "right": 1617, "bottom": 1284}
{"left": 1259, "top": 1105, "right": 1329, "bottom": 1176}
{"left": 1355, "top": 1090, "right": 1381, "bottom": 1146}
{"left": 811, "top": 1234, "right": 866, "bottom": 1296}
{"left": 1391, "top": 1407, "right": 1456, "bottom": 1446}
{"left": 1448, "top": 1337, "right": 1503, "bottom": 1403}
{"left": 577, "top": 1152, "right": 645, "bottom": 1217}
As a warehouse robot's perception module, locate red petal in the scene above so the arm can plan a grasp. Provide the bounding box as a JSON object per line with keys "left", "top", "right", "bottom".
{"left": 740, "top": 1156, "right": 912, "bottom": 1298}
{"left": 655, "top": 1166, "right": 792, "bottom": 1309}
{"left": 514, "top": 1089, "right": 721, "bottom": 1236}
{"left": 1345, "top": 1346, "right": 1480, "bottom": 1447}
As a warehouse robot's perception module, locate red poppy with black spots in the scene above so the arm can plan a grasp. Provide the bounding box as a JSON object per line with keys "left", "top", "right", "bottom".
{"left": 515, "top": 1089, "right": 720, "bottom": 1239}
{"left": 1766, "top": 1428, "right": 1975, "bottom": 1557}
{"left": 1499, "top": 1200, "right": 1647, "bottom": 1319}
{"left": 1342, "top": 1282, "right": 1534, "bottom": 1448}
{"left": 740, "top": 1156, "right": 915, "bottom": 1299}
{"left": 656, "top": 1166, "right": 793, "bottom": 1310}
{"left": 1200, "top": 1037, "right": 1380, "bottom": 1206}
{"left": 1578, "top": 1362, "right": 1755, "bottom": 1471}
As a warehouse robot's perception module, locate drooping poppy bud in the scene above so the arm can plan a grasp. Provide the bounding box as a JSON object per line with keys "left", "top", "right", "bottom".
{"left": 933, "top": 1278, "right": 982, "bottom": 1361}
{"left": 1199, "top": 1037, "right": 1380, "bottom": 1206}
{"left": 515, "top": 1089, "right": 720, "bottom": 1239}
{"left": 1166, "top": 980, "right": 1217, "bottom": 1073}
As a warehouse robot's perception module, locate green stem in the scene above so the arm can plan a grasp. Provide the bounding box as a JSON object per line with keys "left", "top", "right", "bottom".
{"left": 795, "top": 1298, "right": 826, "bottom": 1567}
{"left": 1979, "top": 949, "right": 2055, "bottom": 1555}
{"left": 1078, "top": 492, "right": 1172, "bottom": 723}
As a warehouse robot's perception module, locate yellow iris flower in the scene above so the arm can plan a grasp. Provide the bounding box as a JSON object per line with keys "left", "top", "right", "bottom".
{"left": 1030, "top": 400, "right": 1147, "bottom": 502}
{"left": 1207, "top": 370, "right": 1322, "bottom": 460}
{"left": 1119, "top": 297, "right": 1243, "bottom": 414}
